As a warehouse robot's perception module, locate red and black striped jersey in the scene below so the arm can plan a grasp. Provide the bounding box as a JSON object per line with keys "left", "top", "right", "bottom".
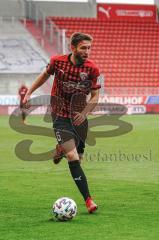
{"left": 46, "top": 53, "right": 101, "bottom": 118}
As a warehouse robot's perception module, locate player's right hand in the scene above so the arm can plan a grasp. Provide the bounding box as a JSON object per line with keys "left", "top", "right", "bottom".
{"left": 23, "top": 93, "right": 31, "bottom": 108}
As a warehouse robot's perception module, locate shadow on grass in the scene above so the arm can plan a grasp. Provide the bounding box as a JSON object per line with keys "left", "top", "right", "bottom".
{"left": 47, "top": 217, "right": 80, "bottom": 224}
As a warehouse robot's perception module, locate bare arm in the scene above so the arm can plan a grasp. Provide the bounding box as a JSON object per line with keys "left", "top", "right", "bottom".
{"left": 23, "top": 70, "right": 50, "bottom": 104}
{"left": 73, "top": 89, "right": 100, "bottom": 125}
{"left": 82, "top": 89, "right": 100, "bottom": 116}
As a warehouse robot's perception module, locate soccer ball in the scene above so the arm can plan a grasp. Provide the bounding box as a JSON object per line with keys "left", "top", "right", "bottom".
{"left": 52, "top": 197, "right": 77, "bottom": 221}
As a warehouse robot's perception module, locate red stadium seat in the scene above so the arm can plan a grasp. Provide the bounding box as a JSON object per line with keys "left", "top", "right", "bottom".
{"left": 28, "top": 16, "right": 159, "bottom": 89}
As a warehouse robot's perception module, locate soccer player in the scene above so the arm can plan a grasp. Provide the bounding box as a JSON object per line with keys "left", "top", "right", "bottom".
{"left": 23, "top": 32, "right": 101, "bottom": 213}
{"left": 18, "top": 84, "right": 28, "bottom": 124}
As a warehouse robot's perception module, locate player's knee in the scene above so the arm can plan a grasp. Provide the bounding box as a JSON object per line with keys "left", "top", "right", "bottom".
{"left": 66, "top": 151, "right": 79, "bottom": 161}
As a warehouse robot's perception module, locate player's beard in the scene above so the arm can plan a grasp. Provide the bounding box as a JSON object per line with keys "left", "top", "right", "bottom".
{"left": 74, "top": 52, "right": 87, "bottom": 65}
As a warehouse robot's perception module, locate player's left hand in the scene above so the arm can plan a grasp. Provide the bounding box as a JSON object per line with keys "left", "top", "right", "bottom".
{"left": 73, "top": 112, "right": 86, "bottom": 126}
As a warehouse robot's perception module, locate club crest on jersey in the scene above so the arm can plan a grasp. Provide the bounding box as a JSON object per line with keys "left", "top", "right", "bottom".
{"left": 80, "top": 72, "right": 88, "bottom": 81}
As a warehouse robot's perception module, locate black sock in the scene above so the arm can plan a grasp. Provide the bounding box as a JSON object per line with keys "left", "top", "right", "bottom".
{"left": 22, "top": 111, "right": 26, "bottom": 121}
{"left": 68, "top": 160, "right": 91, "bottom": 201}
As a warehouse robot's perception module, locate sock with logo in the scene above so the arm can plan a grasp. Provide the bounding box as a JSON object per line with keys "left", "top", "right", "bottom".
{"left": 68, "top": 160, "right": 91, "bottom": 201}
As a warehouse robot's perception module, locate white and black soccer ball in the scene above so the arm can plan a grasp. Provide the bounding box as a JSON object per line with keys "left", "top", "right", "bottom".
{"left": 52, "top": 197, "right": 77, "bottom": 221}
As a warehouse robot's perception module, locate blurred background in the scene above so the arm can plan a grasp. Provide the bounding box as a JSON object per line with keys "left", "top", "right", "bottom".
{"left": 0, "top": 0, "right": 159, "bottom": 115}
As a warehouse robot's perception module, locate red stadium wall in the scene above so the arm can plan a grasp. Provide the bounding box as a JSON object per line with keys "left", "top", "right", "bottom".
{"left": 97, "top": 4, "right": 157, "bottom": 22}
{"left": 1, "top": 104, "right": 159, "bottom": 116}
{"left": 146, "top": 104, "right": 159, "bottom": 113}
{"left": 0, "top": 106, "right": 48, "bottom": 115}
{"left": 1, "top": 95, "right": 159, "bottom": 115}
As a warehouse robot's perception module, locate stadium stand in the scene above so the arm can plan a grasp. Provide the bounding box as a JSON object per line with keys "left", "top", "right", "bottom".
{"left": 23, "top": 15, "right": 159, "bottom": 95}
{"left": 1, "top": 1, "right": 159, "bottom": 97}
{"left": 50, "top": 17, "right": 159, "bottom": 89}
{"left": 0, "top": 19, "right": 49, "bottom": 95}
{"left": 22, "top": 19, "right": 58, "bottom": 56}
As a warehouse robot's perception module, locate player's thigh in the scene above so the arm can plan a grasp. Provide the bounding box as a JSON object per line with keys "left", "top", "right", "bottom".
{"left": 73, "top": 119, "right": 88, "bottom": 143}
{"left": 53, "top": 117, "right": 79, "bottom": 147}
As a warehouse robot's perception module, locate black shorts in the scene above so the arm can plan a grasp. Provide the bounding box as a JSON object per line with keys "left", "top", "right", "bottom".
{"left": 20, "top": 103, "right": 25, "bottom": 109}
{"left": 52, "top": 116, "right": 88, "bottom": 155}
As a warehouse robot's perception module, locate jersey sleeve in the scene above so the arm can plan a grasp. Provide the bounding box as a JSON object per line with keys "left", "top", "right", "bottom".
{"left": 91, "top": 66, "right": 101, "bottom": 90}
{"left": 46, "top": 56, "right": 56, "bottom": 75}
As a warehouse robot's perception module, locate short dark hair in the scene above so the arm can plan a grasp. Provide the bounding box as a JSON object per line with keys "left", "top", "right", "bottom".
{"left": 70, "top": 32, "right": 93, "bottom": 47}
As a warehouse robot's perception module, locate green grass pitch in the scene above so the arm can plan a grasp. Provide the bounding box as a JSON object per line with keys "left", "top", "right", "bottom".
{"left": 0, "top": 114, "right": 159, "bottom": 240}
